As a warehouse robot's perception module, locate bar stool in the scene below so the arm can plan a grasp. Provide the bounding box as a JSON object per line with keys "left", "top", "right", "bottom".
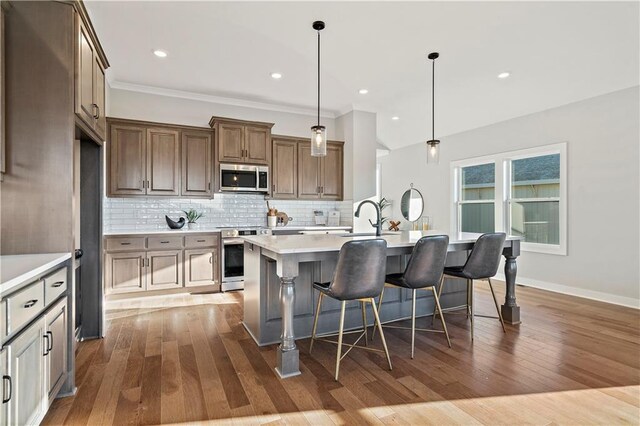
{"left": 309, "top": 239, "right": 392, "bottom": 381}
{"left": 433, "top": 232, "right": 507, "bottom": 341}
{"left": 373, "top": 235, "right": 451, "bottom": 358}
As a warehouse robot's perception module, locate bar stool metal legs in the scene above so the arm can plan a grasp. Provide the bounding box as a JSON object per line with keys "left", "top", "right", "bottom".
{"left": 309, "top": 295, "right": 392, "bottom": 381}
{"left": 488, "top": 278, "right": 506, "bottom": 332}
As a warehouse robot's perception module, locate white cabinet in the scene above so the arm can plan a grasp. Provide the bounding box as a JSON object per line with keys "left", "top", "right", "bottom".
{"left": 45, "top": 299, "right": 67, "bottom": 403}
{"left": 6, "top": 317, "right": 47, "bottom": 426}
{"left": 1, "top": 348, "right": 8, "bottom": 426}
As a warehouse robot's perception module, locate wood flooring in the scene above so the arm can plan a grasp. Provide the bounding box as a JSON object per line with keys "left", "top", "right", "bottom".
{"left": 43, "top": 282, "right": 640, "bottom": 425}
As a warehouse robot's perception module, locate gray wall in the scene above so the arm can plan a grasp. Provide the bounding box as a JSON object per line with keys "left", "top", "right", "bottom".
{"left": 379, "top": 86, "right": 640, "bottom": 306}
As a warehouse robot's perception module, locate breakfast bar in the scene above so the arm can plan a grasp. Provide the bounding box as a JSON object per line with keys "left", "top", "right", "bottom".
{"left": 242, "top": 231, "right": 521, "bottom": 378}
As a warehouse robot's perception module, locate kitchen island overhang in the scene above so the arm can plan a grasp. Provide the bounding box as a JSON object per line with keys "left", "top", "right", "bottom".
{"left": 242, "top": 231, "right": 521, "bottom": 378}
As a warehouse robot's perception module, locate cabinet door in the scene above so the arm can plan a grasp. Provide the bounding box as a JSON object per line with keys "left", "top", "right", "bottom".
{"left": 105, "top": 251, "right": 146, "bottom": 294}
{"left": 45, "top": 299, "right": 67, "bottom": 402}
{"left": 7, "top": 318, "right": 46, "bottom": 426}
{"left": 181, "top": 131, "right": 212, "bottom": 197}
{"left": 184, "top": 248, "right": 219, "bottom": 287}
{"left": 218, "top": 123, "right": 244, "bottom": 163}
{"left": 147, "top": 250, "right": 183, "bottom": 291}
{"left": 1, "top": 348, "right": 7, "bottom": 426}
{"left": 75, "top": 16, "right": 96, "bottom": 130}
{"left": 146, "top": 128, "right": 180, "bottom": 196}
{"left": 244, "top": 126, "right": 269, "bottom": 165}
{"left": 109, "top": 125, "right": 146, "bottom": 196}
{"left": 93, "top": 57, "right": 106, "bottom": 141}
{"left": 297, "top": 142, "right": 321, "bottom": 199}
{"left": 320, "top": 143, "right": 343, "bottom": 200}
{"left": 272, "top": 139, "right": 298, "bottom": 199}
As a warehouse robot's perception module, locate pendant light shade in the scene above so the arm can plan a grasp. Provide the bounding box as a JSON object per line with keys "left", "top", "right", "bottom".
{"left": 311, "top": 20, "right": 327, "bottom": 157}
{"left": 426, "top": 52, "right": 440, "bottom": 165}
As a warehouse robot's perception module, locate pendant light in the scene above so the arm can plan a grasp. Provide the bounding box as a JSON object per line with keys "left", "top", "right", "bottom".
{"left": 426, "top": 52, "right": 440, "bottom": 164}
{"left": 311, "top": 20, "right": 327, "bottom": 157}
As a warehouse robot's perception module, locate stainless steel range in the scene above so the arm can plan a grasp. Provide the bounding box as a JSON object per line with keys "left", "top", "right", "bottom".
{"left": 220, "top": 227, "right": 271, "bottom": 291}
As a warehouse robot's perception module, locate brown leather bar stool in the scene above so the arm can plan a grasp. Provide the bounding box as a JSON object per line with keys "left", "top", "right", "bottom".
{"left": 434, "top": 232, "right": 507, "bottom": 341}
{"left": 373, "top": 235, "right": 451, "bottom": 358}
{"left": 309, "top": 239, "right": 392, "bottom": 381}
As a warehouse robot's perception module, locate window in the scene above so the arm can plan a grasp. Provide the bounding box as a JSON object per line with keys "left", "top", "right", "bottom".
{"left": 451, "top": 143, "right": 567, "bottom": 255}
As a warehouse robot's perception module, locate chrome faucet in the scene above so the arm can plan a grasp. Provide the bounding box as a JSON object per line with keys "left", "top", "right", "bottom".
{"left": 354, "top": 200, "right": 382, "bottom": 237}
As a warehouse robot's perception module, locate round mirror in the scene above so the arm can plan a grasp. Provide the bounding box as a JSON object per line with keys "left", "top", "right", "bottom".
{"left": 400, "top": 185, "right": 424, "bottom": 222}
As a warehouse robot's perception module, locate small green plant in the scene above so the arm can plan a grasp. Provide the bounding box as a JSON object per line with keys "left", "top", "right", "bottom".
{"left": 183, "top": 209, "right": 203, "bottom": 223}
{"left": 379, "top": 197, "right": 391, "bottom": 225}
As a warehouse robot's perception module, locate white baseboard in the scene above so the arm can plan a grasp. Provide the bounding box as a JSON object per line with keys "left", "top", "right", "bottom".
{"left": 493, "top": 273, "right": 640, "bottom": 309}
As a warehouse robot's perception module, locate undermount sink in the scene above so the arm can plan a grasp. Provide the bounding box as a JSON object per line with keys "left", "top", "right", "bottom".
{"left": 339, "top": 232, "right": 395, "bottom": 237}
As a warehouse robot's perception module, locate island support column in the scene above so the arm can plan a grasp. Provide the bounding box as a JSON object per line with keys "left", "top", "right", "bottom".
{"left": 275, "top": 256, "right": 301, "bottom": 378}
{"left": 501, "top": 239, "right": 521, "bottom": 324}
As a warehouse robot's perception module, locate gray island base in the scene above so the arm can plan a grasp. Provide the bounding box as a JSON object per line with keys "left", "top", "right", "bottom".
{"left": 242, "top": 231, "right": 521, "bottom": 378}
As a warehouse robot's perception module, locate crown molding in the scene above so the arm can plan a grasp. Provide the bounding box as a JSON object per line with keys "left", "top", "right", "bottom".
{"left": 108, "top": 81, "right": 338, "bottom": 119}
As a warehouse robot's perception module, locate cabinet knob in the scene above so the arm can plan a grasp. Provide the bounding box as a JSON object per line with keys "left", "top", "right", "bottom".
{"left": 92, "top": 103, "right": 100, "bottom": 119}
{"left": 52, "top": 281, "right": 64, "bottom": 288}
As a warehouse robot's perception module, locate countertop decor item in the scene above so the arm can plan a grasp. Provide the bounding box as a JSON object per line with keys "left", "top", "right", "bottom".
{"left": 165, "top": 215, "right": 186, "bottom": 230}
{"left": 388, "top": 220, "right": 401, "bottom": 232}
{"left": 276, "top": 211, "right": 293, "bottom": 226}
{"left": 400, "top": 184, "right": 424, "bottom": 222}
{"left": 183, "top": 209, "right": 204, "bottom": 229}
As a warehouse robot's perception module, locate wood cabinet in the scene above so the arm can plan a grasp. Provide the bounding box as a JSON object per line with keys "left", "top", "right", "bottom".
{"left": 272, "top": 139, "right": 343, "bottom": 201}
{"left": 75, "top": 13, "right": 107, "bottom": 142}
{"left": 45, "top": 299, "right": 67, "bottom": 403}
{"left": 105, "top": 251, "right": 146, "bottom": 294}
{"left": 271, "top": 138, "right": 298, "bottom": 199}
{"left": 184, "top": 248, "right": 219, "bottom": 287}
{"left": 107, "top": 119, "right": 214, "bottom": 198}
{"left": 147, "top": 250, "right": 183, "bottom": 291}
{"left": 6, "top": 317, "right": 47, "bottom": 426}
{"left": 210, "top": 117, "right": 273, "bottom": 166}
{"left": 146, "top": 128, "right": 180, "bottom": 196}
{"left": 109, "top": 124, "right": 146, "bottom": 196}
{"left": 104, "top": 233, "right": 221, "bottom": 296}
{"left": 182, "top": 131, "right": 212, "bottom": 197}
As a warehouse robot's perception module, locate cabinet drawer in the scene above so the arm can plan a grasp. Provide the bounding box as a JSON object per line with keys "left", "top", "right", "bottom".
{"left": 147, "top": 236, "right": 183, "bottom": 250}
{"left": 185, "top": 235, "right": 218, "bottom": 248}
{"left": 44, "top": 268, "right": 67, "bottom": 305}
{"left": 106, "top": 237, "right": 146, "bottom": 251}
{"left": 6, "top": 280, "right": 45, "bottom": 335}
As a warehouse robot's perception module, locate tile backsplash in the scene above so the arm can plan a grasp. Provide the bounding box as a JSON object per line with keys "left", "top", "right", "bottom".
{"left": 103, "top": 194, "right": 353, "bottom": 232}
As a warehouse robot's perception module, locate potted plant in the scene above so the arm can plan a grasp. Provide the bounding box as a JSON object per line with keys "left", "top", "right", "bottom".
{"left": 183, "top": 209, "right": 203, "bottom": 229}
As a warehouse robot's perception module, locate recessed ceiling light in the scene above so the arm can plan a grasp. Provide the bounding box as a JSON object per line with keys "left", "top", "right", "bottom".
{"left": 271, "top": 72, "right": 283, "bottom": 79}
{"left": 391, "top": 116, "right": 400, "bottom": 121}
{"left": 498, "top": 72, "right": 510, "bottom": 79}
{"left": 358, "top": 89, "right": 369, "bottom": 95}
{"left": 153, "top": 50, "right": 168, "bottom": 58}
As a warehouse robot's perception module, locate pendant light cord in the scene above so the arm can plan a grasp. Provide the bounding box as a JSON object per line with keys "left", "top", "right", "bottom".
{"left": 431, "top": 57, "right": 435, "bottom": 141}
{"left": 317, "top": 30, "right": 321, "bottom": 127}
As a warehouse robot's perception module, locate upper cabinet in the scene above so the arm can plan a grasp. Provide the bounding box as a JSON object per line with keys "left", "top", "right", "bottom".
{"left": 271, "top": 136, "right": 344, "bottom": 201}
{"left": 210, "top": 117, "right": 273, "bottom": 166}
{"left": 107, "top": 118, "right": 214, "bottom": 198}
{"left": 74, "top": 8, "right": 108, "bottom": 143}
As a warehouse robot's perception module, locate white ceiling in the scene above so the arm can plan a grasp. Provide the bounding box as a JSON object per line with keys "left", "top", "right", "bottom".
{"left": 86, "top": 1, "right": 639, "bottom": 150}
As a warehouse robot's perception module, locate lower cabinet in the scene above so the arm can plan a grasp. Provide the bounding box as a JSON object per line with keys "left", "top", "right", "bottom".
{"left": 6, "top": 317, "right": 47, "bottom": 426}
{"left": 184, "top": 248, "right": 219, "bottom": 287}
{"left": 1, "top": 348, "right": 7, "bottom": 425}
{"left": 45, "top": 300, "right": 67, "bottom": 403}
{"left": 147, "top": 250, "right": 183, "bottom": 290}
{"left": 105, "top": 251, "right": 146, "bottom": 294}
{"left": 104, "top": 234, "right": 221, "bottom": 296}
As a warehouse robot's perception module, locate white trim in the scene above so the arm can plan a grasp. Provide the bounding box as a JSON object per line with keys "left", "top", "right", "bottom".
{"left": 109, "top": 80, "right": 338, "bottom": 119}
{"left": 494, "top": 273, "right": 640, "bottom": 309}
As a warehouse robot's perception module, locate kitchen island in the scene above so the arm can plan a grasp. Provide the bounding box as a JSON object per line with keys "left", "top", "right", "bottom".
{"left": 242, "top": 231, "right": 521, "bottom": 378}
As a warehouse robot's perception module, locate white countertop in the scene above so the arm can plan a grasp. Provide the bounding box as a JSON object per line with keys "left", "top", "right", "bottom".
{"left": 1, "top": 253, "right": 71, "bottom": 295}
{"left": 104, "top": 228, "right": 223, "bottom": 236}
{"left": 243, "top": 231, "right": 521, "bottom": 255}
{"left": 270, "top": 226, "right": 352, "bottom": 232}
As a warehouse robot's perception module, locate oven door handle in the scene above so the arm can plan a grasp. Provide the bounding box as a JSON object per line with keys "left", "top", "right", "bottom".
{"left": 223, "top": 238, "right": 245, "bottom": 245}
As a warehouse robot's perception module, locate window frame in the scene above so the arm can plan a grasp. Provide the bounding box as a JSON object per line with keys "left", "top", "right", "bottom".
{"left": 450, "top": 142, "right": 567, "bottom": 256}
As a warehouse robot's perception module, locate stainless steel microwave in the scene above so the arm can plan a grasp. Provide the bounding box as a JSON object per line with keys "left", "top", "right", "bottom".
{"left": 219, "top": 164, "right": 269, "bottom": 192}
